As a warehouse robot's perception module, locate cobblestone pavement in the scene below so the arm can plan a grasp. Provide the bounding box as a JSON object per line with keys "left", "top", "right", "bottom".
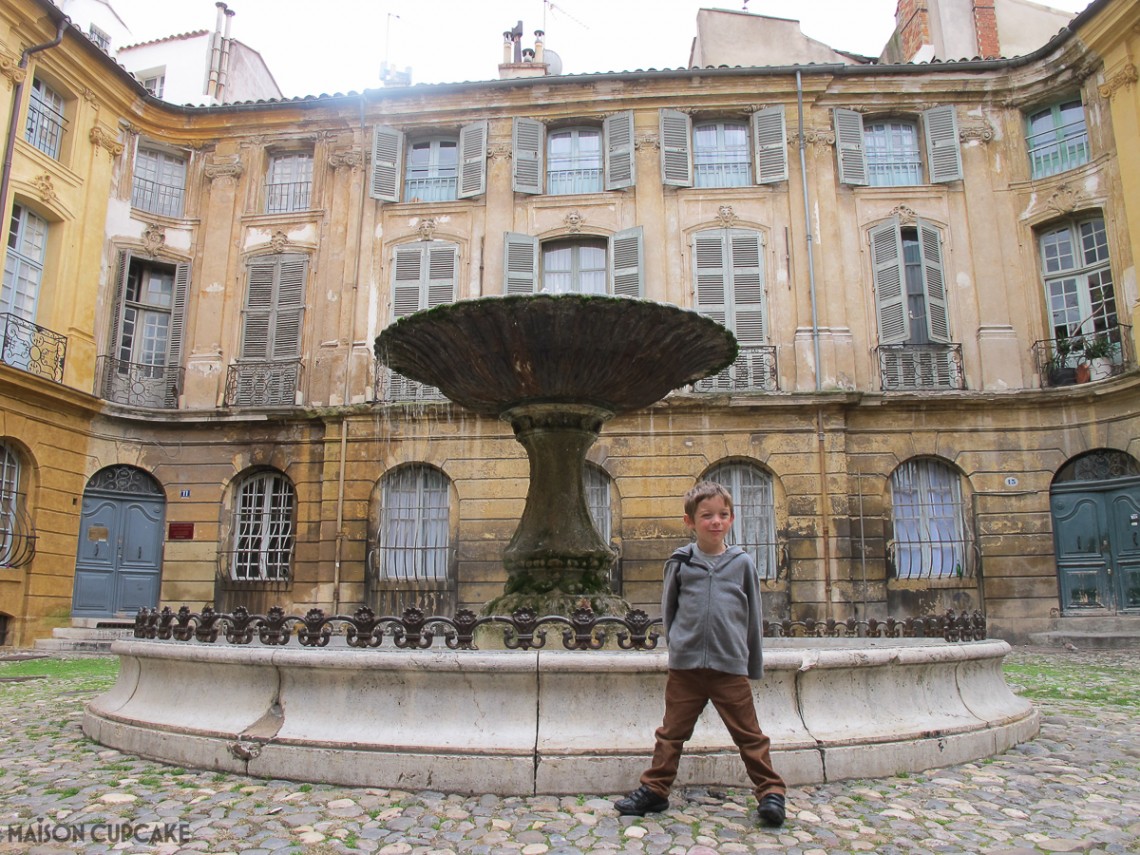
{"left": 1, "top": 647, "right": 1137, "bottom": 855}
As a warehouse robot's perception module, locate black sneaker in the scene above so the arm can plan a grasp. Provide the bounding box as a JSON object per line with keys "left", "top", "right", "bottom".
{"left": 757, "top": 792, "right": 786, "bottom": 827}
{"left": 614, "top": 785, "right": 670, "bottom": 816}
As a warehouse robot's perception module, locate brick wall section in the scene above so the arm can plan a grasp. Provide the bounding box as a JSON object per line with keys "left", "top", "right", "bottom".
{"left": 895, "top": 0, "right": 932, "bottom": 61}
{"left": 974, "top": 0, "right": 1001, "bottom": 58}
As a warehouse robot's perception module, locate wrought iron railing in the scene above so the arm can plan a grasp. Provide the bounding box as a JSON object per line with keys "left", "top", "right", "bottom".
{"left": 546, "top": 168, "right": 602, "bottom": 195}
{"left": 1027, "top": 118, "right": 1089, "bottom": 179}
{"left": 1033, "top": 324, "right": 1133, "bottom": 388}
{"left": 374, "top": 364, "right": 447, "bottom": 403}
{"left": 403, "top": 176, "right": 457, "bottom": 203}
{"left": 876, "top": 343, "right": 964, "bottom": 391}
{"left": 691, "top": 344, "right": 777, "bottom": 393}
{"left": 134, "top": 605, "right": 986, "bottom": 649}
{"left": 264, "top": 180, "right": 312, "bottom": 213}
{"left": 0, "top": 313, "right": 66, "bottom": 382}
{"left": 225, "top": 359, "right": 302, "bottom": 407}
{"left": 0, "top": 490, "right": 36, "bottom": 568}
{"left": 131, "top": 177, "right": 184, "bottom": 218}
{"left": 96, "top": 356, "right": 183, "bottom": 408}
{"left": 25, "top": 99, "right": 66, "bottom": 159}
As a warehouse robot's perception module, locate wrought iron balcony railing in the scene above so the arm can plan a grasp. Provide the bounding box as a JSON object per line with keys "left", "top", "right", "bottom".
{"left": 374, "top": 364, "right": 447, "bottom": 403}
{"left": 691, "top": 344, "right": 777, "bottom": 393}
{"left": 130, "top": 177, "right": 185, "bottom": 218}
{"left": 264, "top": 180, "right": 312, "bottom": 213}
{"left": 96, "top": 356, "right": 183, "bottom": 408}
{"left": 877, "top": 343, "right": 964, "bottom": 391}
{"left": 1033, "top": 324, "right": 1133, "bottom": 388}
{"left": 225, "top": 359, "right": 302, "bottom": 407}
{"left": 0, "top": 313, "right": 66, "bottom": 382}
{"left": 0, "top": 490, "right": 36, "bottom": 568}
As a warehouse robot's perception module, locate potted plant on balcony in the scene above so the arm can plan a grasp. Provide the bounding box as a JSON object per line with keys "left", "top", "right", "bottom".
{"left": 1046, "top": 336, "right": 1078, "bottom": 386}
{"left": 1081, "top": 333, "right": 1114, "bottom": 381}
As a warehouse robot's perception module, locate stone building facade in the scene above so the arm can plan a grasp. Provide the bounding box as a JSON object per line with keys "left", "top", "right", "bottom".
{"left": 0, "top": 0, "right": 1137, "bottom": 646}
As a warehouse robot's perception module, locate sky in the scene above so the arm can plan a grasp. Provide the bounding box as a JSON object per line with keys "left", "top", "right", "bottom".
{"left": 106, "top": 0, "right": 1092, "bottom": 99}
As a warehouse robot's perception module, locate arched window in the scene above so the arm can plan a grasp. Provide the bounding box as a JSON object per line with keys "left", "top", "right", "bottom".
{"left": 542, "top": 238, "right": 607, "bottom": 295}
{"left": 889, "top": 458, "right": 968, "bottom": 579}
{"left": 705, "top": 461, "right": 777, "bottom": 579}
{"left": 376, "top": 465, "right": 451, "bottom": 582}
{"left": 584, "top": 463, "right": 612, "bottom": 543}
{"left": 230, "top": 470, "right": 295, "bottom": 581}
{"left": 0, "top": 442, "right": 34, "bottom": 568}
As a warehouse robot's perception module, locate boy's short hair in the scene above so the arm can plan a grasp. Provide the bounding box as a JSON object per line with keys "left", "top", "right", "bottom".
{"left": 683, "top": 480, "right": 734, "bottom": 518}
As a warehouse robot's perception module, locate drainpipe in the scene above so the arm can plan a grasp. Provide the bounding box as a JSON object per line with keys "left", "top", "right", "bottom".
{"left": 796, "top": 69, "right": 833, "bottom": 619}
{"left": 0, "top": 15, "right": 68, "bottom": 256}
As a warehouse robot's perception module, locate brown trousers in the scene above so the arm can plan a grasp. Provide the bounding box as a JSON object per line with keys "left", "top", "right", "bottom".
{"left": 640, "top": 667, "right": 785, "bottom": 800}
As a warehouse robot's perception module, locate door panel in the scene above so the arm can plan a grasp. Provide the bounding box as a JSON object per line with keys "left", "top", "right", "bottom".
{"left": 72, "top": 492, "right": 164, "bottom": 617}
{"left": 1051, "top": 492, "right": 1111, "bottom": 611}
{"left": 1106, "top": 488, "right": 1140, "bottom": 611}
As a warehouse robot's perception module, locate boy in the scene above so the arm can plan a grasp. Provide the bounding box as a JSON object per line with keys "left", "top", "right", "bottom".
{"left": 614, "top": 481, "right": 787, "bottom": 828}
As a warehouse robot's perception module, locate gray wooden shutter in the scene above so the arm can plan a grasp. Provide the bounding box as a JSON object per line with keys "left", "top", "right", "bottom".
{"left": 426, "top": 243, "right": 458, "bottom": 307}
{"left": 164, "top": 261, "right": 190, "bottom": 406}
{"left": 834, "top": 108, "right": 868, "bottom": 186}
{"left": 604, "top": 111, "right": 636, "bottom": 190}
{"left": 370, "top": 125, "right": 403, "bottom": 202}
{"left": 241, "top": 254, "right": 307, "bottom": 359}
{"left": 751, "top": 107, "right": 788, "bottom": 184}
{"left": 660, "top": 109, "right": 693, "bottom": 187}
{"left": 693, "top": 230, "right": 728, "bottom": 327}
{"left": 917, "top": 218, "right": 950, "bottom": 343}
{"left": 923, "top": 105, "right": 962, "bottom": 184}
{"left": 609, "top": 227, "right": 643, "bottom": 298}
{"left": 503, "top": 232, "right": 538, "bottom": 294}
{"left": 241, "top": 258, "right": 276, "bottom": 359}
{"left": 512, "top": 118, "right": 544, "bottom": 195}
{"left": 392, "top": 242, "right": 458, "bottom": 319}
{"left": 729, "top": 230, "right": 766, "bottom": 344}
{"left": 870, "top": 220, "right": 908, "bottom": 345}
{"left": 108, "top": 250, "right": 130, "bottom": 364}
{"left": 271, "top": 255, "right": 307, "bottom": 359}
{"left": 392, "top": 245, "right": 425, "bottom": 319}
{"left": 457, "top": 121, "right": 487, "bottom": 198}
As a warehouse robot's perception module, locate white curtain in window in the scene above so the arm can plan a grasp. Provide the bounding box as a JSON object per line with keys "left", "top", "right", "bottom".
{"left": 890, "top": 459, "right": 966, "bottom": 579}
{"left": 231, "top": 471, "right": 295, "bottom": 581}
{"left": 706, "top": 462, "right": 777, "bottom": 579}
{"left": 379, "top": 466, "right": 450, "bottom": 581}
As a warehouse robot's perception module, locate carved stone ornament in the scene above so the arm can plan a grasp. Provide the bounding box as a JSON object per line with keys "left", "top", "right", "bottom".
{"left": 142, "top": 223, "right": 166, "bottom": 257}
{"left": 488, "top": 144, "right": 512, "bottom": 161}
{"left": 82, "top": 88, "right": 99, "bottom": 111}
{"left": 328, "top": 148, "right": 363, "bottom": 171}
{"left": 790, "top": 128, "right": 836, "bottom": 148}
{"left": 563, "top": 211, "right": 584, "bottom": 233}
{"left": 715, "top": 205, "right": 737, "bottom": 228}
{"left": 417, "top": 217, "right": 437, "bottom": 241}
{"left": 271, "top": 230, "right": 289, "bottom": 253}
{"left": 204, "top": 160, "right": 244, "bottom": 184}
{"left": 0, "top": 54, "right": 26, "bottom": 88}
{"left": 32, "top": 173, "right": 57, "bottom": 204}
{"left": 958, "top": 120, "right": 995, "bottom": 143}
{"left": 635, "top": 133, "right": 660, "bottom": 151}
{"left": 890, "top": 205, "right": 918, "bottom": 224}
{"left": 1099, "top": 63, "right": 1138, "bottom": 101}
{"left": 89, "top": 125, "right": 124, "bottom": 157}
{"left": 1046, "top": 183, "right": 1084, "bottom": 216}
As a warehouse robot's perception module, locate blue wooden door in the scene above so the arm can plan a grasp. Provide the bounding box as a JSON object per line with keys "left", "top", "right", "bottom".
{"left": 1052, "top": 479, "right": 1140, "bottom": 614}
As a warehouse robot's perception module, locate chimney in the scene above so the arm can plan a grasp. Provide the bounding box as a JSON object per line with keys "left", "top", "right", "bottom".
{"left": 498, "top": 20, "right": 546, "bottom": 79}
{"left": 973, "top": 0, "right": 1000, "bottom": 59}
{"left": 534, "top": 30, "right": 544, "bottom": 65}
{"left": 217, "top": 6, "right": 235, "bottom": 102}
{"left": 207, "top": 1, "right": 227, "bottom": 98}
{"left": 895, "top": 0, "right": 932, "bottom": 62}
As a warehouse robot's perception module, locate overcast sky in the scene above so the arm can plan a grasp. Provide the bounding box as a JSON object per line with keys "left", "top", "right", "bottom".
{"left": 107, "top": 0, "right": 1091, "bottom": 98}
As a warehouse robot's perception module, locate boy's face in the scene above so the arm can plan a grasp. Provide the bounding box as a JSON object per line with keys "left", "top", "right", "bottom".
{"left": 684, "top": 495, "right": 734, "bottom": 554}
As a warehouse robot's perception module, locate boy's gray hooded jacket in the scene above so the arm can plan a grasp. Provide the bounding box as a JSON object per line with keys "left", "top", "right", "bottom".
{"left": 661, "top": 542, "right": 765, "bottom": 679}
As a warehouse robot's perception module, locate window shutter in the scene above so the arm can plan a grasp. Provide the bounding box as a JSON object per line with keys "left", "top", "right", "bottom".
{"left": 870, "top": 220, "right": 908, "bottom": 344}
{"left": 164, "top": 262, "right": 190, "bottom": 406}
{"left": 241, "top": 258, "right": 276, "bottom": 359}
{"left": 729, "top": 230, "right": 766, "bottom": 344}
{"left": 603, "top": 111, "right": 636, "bottom": 190}
{"left": 108, "top": 251, "right": 130, "bottom": 364}
{"left": 923, "top": 105, "right": 962, "bottom": 184}
{"left": 917, "top": 218, "right": 950, "bottom": 343}
{"left": 392, "top": 245, "right": 425, "bottom": 319}
{"left": 693, "top": 230, "right": 728, "bottom": 328}
{"left": 512, "top": 118, "right": 544, "bottom": 195}
{"left": 834, "top": 108, "right": 868, "bottom": 186}
{"left": 271, "top": 255, "right": 307, "bottom": 359}
{"left": 426, "top": 243, "right": 458, "bottom": 308}
{"left": 503, "top": 232, "right": 538, "bottom": 294}
{"left": 609, "top": 227, "right": 643, "bottom": 298}
{"left": 370, "top": 125, "right": 403, "bottom": 202}
{"left": 457, "top": 120, "right": 487, "bottom": 198}
{"left": 660, "top": 109, "right": 693, "bottom": 187}
{"left": 751, "top": 107, "right": 788, "bottom": 184}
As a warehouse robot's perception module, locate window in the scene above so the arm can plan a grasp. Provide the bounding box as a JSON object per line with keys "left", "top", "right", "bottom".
{"left": 229, "top": 254, "right": 307, "bottom": 406}
{"left": 833, "top": 106, "right": 961, "bottom": 186}
{"left": 889, "top": 458, "right": 968, "bottom": 579}
{"left": 584, "top": 464, "right": 612, "bottom": 545}
{"left": 266, "top": 152, "right": 313, "bottom": 213}
{"left": 88, "top": 24, "right": 111, "bottom": 51}
{"left": 503, "top": 229, "right": 643, "bottom": 296}
{"left": 230, "top": 470, "right": 295, "bottom": 581}
{"left": 1, "top": 204, "right": 48, "bottom": 373}
{"left": 391, "top": 241, "right": 458, "bottom": 318}
{"left": 512, "top": 113, "right": 635, "bottom": 194}
{"left": 371, "top": 122, "right": 486, "bottom": 202}
{"left": 139, "top": 73, "right": 165, "bottom": 99}
{"left": 661, "top": 107, "right": 787, "bottom": 188}
{"left": 0, "top": 443, "right": 33, "bottom": 568}
{"left": 1040, "top": 216, "right": 1117, "bottom": 342}
{"left": 1027, "top": 99, "right": 1089, "bottom": 179}
{"left": 376, "top": 465, "right": 451, "bottom": 582}
{"left": 132, "top": 146, "right": 186, "bottom": 217}
{"left": 705, "top": 461, "right": 777, "bottom": 580}
{"left": 870, "top": 218, "right": 950, "bottom": 347}
{"left": 25, "top": 77, "right": 66, "bottom": 159}
{"left": 103, "top": 253, "right": 189, "bottom": 407}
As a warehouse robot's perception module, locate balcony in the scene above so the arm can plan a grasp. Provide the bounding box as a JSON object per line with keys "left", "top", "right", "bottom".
{"left": 131, "top": 177, "right": 184, "bottom": 218}
{"left": 877, "top": 343, "right": 964, "bottom": 391}
{"left": 225, "top": 360, "right": 301, "bottom": 407}
{"left": 1034, "top": 325, "right": 1133, "bottom": 388}
{"left": 0, "top": 313, "right": 66, "bottom": 382}
{"left": 374, "top": 364, "right": 446, "bottom": 403}
{"left": 265, "top": 180, "right": 312, "bottom": 214}
{"left": 25, "top": 100, "right": 66, "bottom": 159}
{"left": 97, "top": 356, "right": 182, "bottom": 408}
{"left": 691, "top": 344, "right": 777, "bottom": 393}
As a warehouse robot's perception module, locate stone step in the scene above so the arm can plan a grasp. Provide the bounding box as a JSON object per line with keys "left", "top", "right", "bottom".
{"left": 1025, "top": 630, "right": 1140, "bottom": 649}
{"left": 32, "top": 625, "right": 136, "bottom": 656}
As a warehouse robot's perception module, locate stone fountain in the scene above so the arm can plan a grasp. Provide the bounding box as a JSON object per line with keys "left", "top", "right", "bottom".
{"left": 83, "top": 293, "right": 1038, "bottom": 796}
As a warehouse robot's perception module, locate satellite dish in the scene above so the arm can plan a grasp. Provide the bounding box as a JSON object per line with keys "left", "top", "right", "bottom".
{"left": 544, "top": 49, "right": 563, "bottom": 75}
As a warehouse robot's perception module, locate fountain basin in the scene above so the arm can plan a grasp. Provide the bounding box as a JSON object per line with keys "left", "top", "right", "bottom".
{"left": 84, "top": 638, "right": 1038, "bottom": 795}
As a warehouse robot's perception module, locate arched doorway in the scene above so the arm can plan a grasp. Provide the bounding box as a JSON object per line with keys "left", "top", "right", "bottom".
{"left": 1050, "top": 450, "right": 1140, "bottom": 614}
{"left": 72, "top": 465, "right": 166, "bottom": 618}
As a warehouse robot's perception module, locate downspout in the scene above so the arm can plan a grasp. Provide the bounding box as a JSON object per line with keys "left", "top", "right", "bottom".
{"left": 332, "top": 95, "right": 369, "bottom": 613}
{"left": 797, "top": 69, "right": 833, "bottom": 619}
{"left": 0, "top": 15, "right": 68, "bottom": 253}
